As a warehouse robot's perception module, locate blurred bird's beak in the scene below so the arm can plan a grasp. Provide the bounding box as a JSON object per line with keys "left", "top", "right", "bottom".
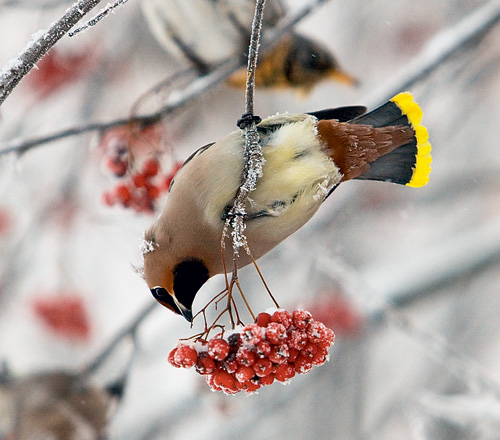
{"left": 329, "top": 68, "right": 359, "bottom": 87}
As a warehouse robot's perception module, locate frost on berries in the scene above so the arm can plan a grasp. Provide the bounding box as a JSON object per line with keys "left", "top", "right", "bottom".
{"left": 167, "top": 309, "right": 335, "bottom": 395}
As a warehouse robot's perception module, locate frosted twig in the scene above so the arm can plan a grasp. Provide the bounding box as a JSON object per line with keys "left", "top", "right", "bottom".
{"left": 223, "top": 0, "right": 266, "bottom": 257}
{"left": 0, "top": 0, "right": 329, "bottom": 156}
{"left": 365, "top": 0, "right": 500, "bottom": 107}
{"left": 0, "top": 0, "right": 103, "bottom": 106}
{"left": 69, "top": 0, "right": 130, "bottom": 37}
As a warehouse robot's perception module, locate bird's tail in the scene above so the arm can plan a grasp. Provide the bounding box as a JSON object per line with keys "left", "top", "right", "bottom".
{"left": 350, "top": 92, "right": 432, "bottom": 187}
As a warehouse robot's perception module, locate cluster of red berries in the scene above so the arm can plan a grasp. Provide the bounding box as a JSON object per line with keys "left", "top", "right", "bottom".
{"left": 33, "top": 295, "right": 91, "bottom": 341}
{"left": 99, "top": 123, "right": 183, "bottom": 214}
{"left": 168, "top": 309, "right": 335, "bottom": 395}
{"left": 101, "top": 149, "right": 182, "bottom": 214}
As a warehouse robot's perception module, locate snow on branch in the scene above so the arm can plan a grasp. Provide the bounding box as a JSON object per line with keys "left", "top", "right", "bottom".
{"left": 0, "top": 0, "right": 103, "bottom": 106}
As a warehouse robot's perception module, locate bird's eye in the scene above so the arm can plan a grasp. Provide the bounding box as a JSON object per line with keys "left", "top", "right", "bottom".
{"left": 151, "top": 286, "right": 168, "bottom": 299}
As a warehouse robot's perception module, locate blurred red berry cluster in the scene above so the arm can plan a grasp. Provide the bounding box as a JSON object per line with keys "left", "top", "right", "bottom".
{"left": 32, "top": 295, "right": 91, "bottom": 342}
{"left": 306, "top": 293, "right": 364, "bottom": 337}
{"left": 25, "top": 47, "right": 96, "bottom": 98}
{"left": 99, "top": 123, "right": 182, "bottom": 214}
{"left": 168, "top": 309, "right": 335, "bottom": 395}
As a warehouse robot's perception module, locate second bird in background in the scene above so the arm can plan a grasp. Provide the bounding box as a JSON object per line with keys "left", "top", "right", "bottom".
{"left": 141, "top": 0, "right": 357, "bottom": 94}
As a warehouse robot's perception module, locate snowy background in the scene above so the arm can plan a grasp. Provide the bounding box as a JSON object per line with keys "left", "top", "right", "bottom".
{"left": 1, "top": 0, "right": 500, "bottom": 439}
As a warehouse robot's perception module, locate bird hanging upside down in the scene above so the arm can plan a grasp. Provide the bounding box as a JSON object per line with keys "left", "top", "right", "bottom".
{"left": 142, "top": 92, "right": 431, "bottom": 321}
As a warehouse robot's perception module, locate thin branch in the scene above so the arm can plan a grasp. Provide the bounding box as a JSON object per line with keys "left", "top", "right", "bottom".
{"left": 68, "top": 0, "right": 129, "bottom": 37}
{"left": 224, "top": 0, "right": 266, "bottom": 258}
{"left": 243, "top": 0, "right": 265, "bottom": 116}
{"left": 0, "top": 0, "right": 104, "bottom": 106}
{"left": 0, "top": 0, "right": 330, "bottom": 156}
{"left": 78, "top": 301, "right": 156, "bottom": 379}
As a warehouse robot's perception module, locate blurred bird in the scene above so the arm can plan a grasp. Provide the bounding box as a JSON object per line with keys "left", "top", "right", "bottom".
{"left": 141, "top": 0, "right": 357, "bottom": 93}
{"left": 1, "top": 371, "right": 120, "bottom": 440}
{"left": 142, "top": 92, "right": 431, "bottom": 321}
{"left": 227, "top": 33, "right": 358, "bottom": 95}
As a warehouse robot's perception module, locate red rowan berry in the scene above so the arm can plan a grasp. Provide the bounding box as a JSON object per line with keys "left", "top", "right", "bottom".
{"left": 142, "top": 158, "right": 160, "bottom": 177}
{"left": 132, "top": 173, "right": 147, "bottom": 188}
{"left": 265, "top": 322, "right": 287, "bottom": 345}
{"left": 167, "top": 347, "right": 180, "bottom": 368}
{"left": 147, "top": 185, "right": 160, "bottom": 199}
{"left": 253, "top": 358, "right": 273, "bottom": 377}
{"left": 318, "top": 327, "right": 335, "bottom": 349}
{"left": 241, "top": 323, "right": 263, "bottom": 345}
{"left": 101, "top": 191, "right": 115, "bottom": 207}
{"left": 287, "top": 329, "right": 308, "bottom": 350}
{"left": 242, "top": 380, "right": 260, "bottom": 393}
{"left": 300, "top": 342, "right": 318, "bottom": 359}
{"left": 195, "top": 352, "right": 217, "bottom": 375}
{"left": 255, "top": 340, "right": 272, "bottom": 358}
{"left": 259, "top": 374, "right": 275, "bottom": 386}
{"left": 223, "top": 352, "right": 238, "bottom": 374}
{"left": 173, "top": 345, "right": 197, "bottom": 368}
{"left": 292, "top": 309, "right": 313, "bottom": 330}
{"left": 236, "top": 348, "right": 256, "bottom": 367}
{"left": 255, "top": 312, "right": 272, "bottom": 328}
{"left": 311, "top": 348, "right": 329, "bottom": 366}
{"left": 213, "top": 370, "right": 235, "bottom": 390}
{"left": 207, "top": 338, "right": 230, "bottom": 360}
{"left": 105, "top": 157, "right": 128, "bottom": 177}
{"left": 271, "top": 310, "right": 293, "bottom": 330}
{"left": 293, "top": 355, "right": 313, "bottom": 374}
{"left": 288, "top": 348, "right": 299, "bottom": 362}
{"left": 268, "top": 344, "right": 289, "bottom": 364}
{"left": 306, "top": 321, "right": 328, "bottom": 343}
{"left": 115, "top": 184, "right": 132, "bottom": 203}
{"left": 235, "top": 365, "right": 255, "bottom": 383}
{"left": 275, "top": 363, "right": 296, "bottom": 382}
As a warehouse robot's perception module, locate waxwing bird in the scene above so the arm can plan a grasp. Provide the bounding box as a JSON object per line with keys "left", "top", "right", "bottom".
{"left": 142, "top": 92, "right": 431, "bottom": 321}
{"left": 142, "top": 0, "right": 356, "bottom": 93}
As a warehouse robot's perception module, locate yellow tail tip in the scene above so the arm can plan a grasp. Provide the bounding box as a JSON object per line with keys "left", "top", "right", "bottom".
{"left": 391, "top": 92, "right": 432, "bottom": 188}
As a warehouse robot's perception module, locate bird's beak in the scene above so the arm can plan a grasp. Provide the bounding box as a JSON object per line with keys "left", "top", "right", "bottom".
{"left": 329, "top": 68, "right": 359, "bottom": 87}
{"left": 151, "top": 287, "right": 190, "bottom": 320}
{"left": 173, "top": 296, "right": 193, "bottom": 322}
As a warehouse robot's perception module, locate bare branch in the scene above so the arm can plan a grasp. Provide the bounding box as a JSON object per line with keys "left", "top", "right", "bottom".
{"left": 79, "top": 301, "right": 156, "bottom": 379}
{"left": 0, "top": 0, "right": 330, "bottom": 156}
{"left": 0, "top": 0, "right": 104, "bottom": 106}
{"left": 68, "top": 0, "right": 129, "bottom": 37}
{"left": 224, "top": 0, "right": 266, "bottom": 257}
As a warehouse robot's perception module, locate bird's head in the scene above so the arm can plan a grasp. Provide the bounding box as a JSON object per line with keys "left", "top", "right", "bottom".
{"left": 291, "top": 34, "right": 358, "bottom": 89}
{"left": 142, "top": 228, "right": 209, "bottom": 323}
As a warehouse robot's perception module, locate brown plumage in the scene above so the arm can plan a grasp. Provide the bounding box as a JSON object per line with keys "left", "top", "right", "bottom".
{"left": 316, "top": 120, "right": 415, "bottom": 181}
